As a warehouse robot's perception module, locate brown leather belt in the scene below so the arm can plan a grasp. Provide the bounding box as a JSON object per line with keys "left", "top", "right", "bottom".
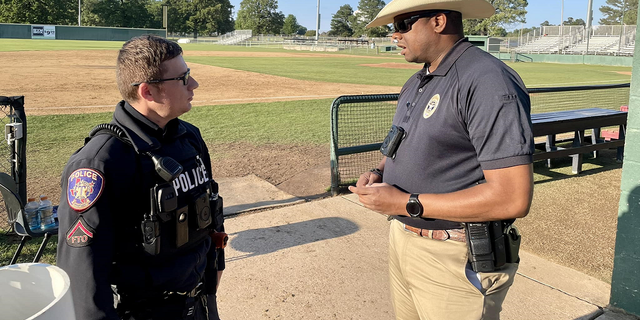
{"left": 403, "top": 224, "right": 466, "bottom": 242}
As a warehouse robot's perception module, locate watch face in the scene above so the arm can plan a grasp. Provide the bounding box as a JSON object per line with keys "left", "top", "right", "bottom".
{"left": 407, "top": 200, "right": 422, "bottom": 218}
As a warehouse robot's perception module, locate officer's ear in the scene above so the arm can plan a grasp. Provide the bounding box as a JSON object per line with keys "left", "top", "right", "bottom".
{"left": 432, "top": 12, "right": 448, "bottom": 34}
{"left": 137, "top": 82, "right": 157, "bottom": 102}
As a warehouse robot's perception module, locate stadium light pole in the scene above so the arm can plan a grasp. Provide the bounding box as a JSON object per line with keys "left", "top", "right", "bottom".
{"left": 315, "top": 0, "right": 320, "bottom": 41}
{"left": 78, "top": 0, "right": 81, "bottom": 26}
{"left": 585, "top": 0, "right": 593, "bottom": 55}
{"left": 618, "top": 0, "right": 626, "bottom": 51}
{"left": 561, "top": 0, "right": 564, "bottom": 53}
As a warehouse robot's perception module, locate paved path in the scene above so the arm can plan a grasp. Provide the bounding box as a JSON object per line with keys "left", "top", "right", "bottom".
{"left": 216, "top": 176, "right": 635, "bottom": 320}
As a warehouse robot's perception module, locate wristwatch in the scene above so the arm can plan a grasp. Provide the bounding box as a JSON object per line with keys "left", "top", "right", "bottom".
{"left": 369, "top": 168, "right": 383, "bottom": 178}
{"left": 406, "top": 193, "right": 423, "bottom": 218}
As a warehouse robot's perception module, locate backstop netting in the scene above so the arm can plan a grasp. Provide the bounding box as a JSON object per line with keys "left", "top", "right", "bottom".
{"left": 0, "top": 96, "right": 27, "bottom": 232}
{"left": 330, "top": 83, "right": 630, "bottom": 195}
{"left": 330, "top": 94, "right": 398, "bottom": 193}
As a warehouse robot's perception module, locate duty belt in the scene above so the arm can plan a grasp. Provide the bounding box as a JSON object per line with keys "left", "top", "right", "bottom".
{"left": 164, "top": 282, "right": 203, "bottom": 298}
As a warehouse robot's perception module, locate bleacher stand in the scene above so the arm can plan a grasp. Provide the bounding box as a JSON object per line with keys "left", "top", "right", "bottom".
{"left": 516, "top": 36, "right": 566, "bottom": 54}
{"left": 566, "top": 36, "right": 621, "bottom": 55}
{"left": 513, "top": 25, "right": 636, "bottom": 56}
{"left": 218, "top": 30, "right": 253, "bottom": 45}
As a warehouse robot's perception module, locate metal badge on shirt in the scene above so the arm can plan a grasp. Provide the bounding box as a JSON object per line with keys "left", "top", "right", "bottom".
{"left": 423, "top": 94, "right": 441, "bottom": 119}
{"left": 67, "top": 168, "right": 105, "bottom": 213}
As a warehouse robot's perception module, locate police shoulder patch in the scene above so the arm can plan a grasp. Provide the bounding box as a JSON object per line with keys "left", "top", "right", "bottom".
{"left": 67, "top": 168, "right": 104, "bottom": 213}
{"left": 66, "top": 216, "right": 95, "bottom": 247}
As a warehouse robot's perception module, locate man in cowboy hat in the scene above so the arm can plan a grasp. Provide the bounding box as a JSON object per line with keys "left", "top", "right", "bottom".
{"left": 349, "top": 0, "right": 534, "bottom": 319}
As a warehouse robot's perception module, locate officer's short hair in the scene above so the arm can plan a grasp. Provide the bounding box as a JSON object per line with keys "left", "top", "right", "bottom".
{"left": 116, "top": 35, "right": 183, "bottom": 103}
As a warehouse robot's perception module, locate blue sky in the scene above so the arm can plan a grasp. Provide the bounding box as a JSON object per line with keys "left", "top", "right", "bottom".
{"left": 228, "top": 0, "right": 613, "bottom": 33}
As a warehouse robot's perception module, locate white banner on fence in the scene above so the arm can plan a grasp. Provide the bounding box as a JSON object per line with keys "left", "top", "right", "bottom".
{"left": 31, "top": 25, "right": 55, "bottom": 39}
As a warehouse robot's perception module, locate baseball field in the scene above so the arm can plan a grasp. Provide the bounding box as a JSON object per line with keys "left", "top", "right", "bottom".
{"left": 0, "top": 38, "right": 632, "bottom": 283}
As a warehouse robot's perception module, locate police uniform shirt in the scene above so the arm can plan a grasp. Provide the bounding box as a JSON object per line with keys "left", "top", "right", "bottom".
{"left": 57, "top": 101, "right": 224, "bottom": 320}
{"left": 384, "top": 38, "right": 535, "bottom": 230}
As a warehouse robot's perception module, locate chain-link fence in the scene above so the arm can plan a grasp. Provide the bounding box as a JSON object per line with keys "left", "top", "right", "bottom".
{"left": 0, "top": 96, "right": 27, "bottom": 233}
{"left": 330, "top": 83, "right": 631, "bottom": 195}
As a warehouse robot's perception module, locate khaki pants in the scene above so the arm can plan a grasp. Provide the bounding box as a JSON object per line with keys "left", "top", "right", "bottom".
{"left": 389, "top": 219, "right": 517, "bottom": 320}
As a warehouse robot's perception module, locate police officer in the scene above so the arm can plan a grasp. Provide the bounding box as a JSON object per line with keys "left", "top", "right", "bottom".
{"left": 349, "top": 0, "right": 534, "bottom": 319}
{"left": 57, "top": 35, "right": 225, "bottom": 320}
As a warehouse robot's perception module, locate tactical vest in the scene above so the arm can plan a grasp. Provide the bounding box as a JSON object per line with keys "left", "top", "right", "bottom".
{"left": 87, "top": 123, "right": 224, "bottom": 259}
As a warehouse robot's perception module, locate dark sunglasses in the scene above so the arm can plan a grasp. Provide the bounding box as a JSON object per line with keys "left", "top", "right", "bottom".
{"left": 131, "top": 68, "right": 190, "bottom": 86}
{"left": 393, "top": 11, "right": 450, "bottom": 33}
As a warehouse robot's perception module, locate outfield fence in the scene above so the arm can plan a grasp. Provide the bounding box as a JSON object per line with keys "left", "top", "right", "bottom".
{"left": 0, "top": 23, "right": 165, "bottom": 41}
{"left": 330, "top": 83, "right": 631, "bottom": 195}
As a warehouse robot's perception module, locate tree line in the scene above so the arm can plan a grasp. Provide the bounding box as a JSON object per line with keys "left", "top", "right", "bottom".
{"left": 0, "top": 0, "right": 637, "bottom": 38}
{"left": 0, "top": 0, "right": 236, "bottom": 37}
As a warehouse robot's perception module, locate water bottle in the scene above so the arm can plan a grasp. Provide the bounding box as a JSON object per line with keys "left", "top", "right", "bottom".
{"left": 24, "top": 197, "right": 41, "bottom": 232}
{"left": 39, "top": 195, "right": 56, "bottom": 231}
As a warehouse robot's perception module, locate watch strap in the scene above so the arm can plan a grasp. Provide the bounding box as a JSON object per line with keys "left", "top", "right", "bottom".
{"left": 369, "top": 168, "right": 383, "bottom": 178}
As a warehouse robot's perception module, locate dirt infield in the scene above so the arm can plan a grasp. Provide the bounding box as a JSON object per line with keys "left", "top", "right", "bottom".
{"left": 0, "top": 50, "right": 401, "bottom": 116}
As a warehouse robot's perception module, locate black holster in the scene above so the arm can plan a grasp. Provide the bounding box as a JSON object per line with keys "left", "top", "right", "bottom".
{"left": 465, "top": 221, "right": 521, "bottom": 272}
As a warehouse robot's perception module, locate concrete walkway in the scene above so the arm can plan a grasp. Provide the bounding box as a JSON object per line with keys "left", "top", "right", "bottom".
{"left": 216, "top": 176, "right": 638, "bottom": 320}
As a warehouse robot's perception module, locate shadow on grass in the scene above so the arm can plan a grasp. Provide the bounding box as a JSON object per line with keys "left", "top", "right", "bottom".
{"left": 533, "top": 148, "right": 623, "bottom": 186}
{"left": 0, "top": 232, "right": 58, "bottom": 266}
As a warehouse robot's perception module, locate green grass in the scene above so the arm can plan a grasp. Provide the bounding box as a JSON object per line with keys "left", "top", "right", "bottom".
{"left": 26, "top": 99, "right": 331, "bottom": 178}
{"left": 182, "top": 99, "right": 330, "bottom": 144}
{"left": 513, "top": 63, "right": 631, "bottom": 87}
{"left": 0, "top": 38, "right": 126, "bottom": 51}
{"left": 0, "top": 233, "right": 58, "bottom": 266}
{"left": 186, "top": 57, "right": 630, "bottom": 88}
{"left": 187, "top": 56, "right": 412, "bottom": 86}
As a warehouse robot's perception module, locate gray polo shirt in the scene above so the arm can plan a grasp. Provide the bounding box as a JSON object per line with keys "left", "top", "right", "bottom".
{"left": 385, "top": 38, "right": 534, "bottom": 230}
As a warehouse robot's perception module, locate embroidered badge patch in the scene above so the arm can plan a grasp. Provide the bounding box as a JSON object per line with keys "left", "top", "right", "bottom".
{"left": 66, "top": 216, "right": 95, "bottom": 247}
{"left": 67, "top": 168, "right": 104, "bottom": 212}
{"left": 423, "top": 94, "right": 441, "bottom": 119}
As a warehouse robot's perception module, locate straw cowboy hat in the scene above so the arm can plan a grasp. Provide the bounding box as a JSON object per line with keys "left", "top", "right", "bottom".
{"left": 367, "top": 0, "right": 495, "bottom": 28}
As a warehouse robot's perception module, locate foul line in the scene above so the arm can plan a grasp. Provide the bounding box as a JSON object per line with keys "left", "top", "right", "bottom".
{"left": 29, "top": 94, "right": 342, "bottom": 110}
